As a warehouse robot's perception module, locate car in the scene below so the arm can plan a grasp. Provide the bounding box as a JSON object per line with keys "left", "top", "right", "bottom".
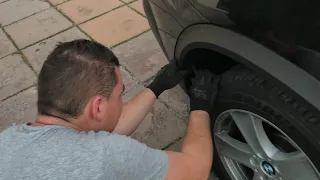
{"left": 143, "top": 0, "right": 320, "bottom": 179}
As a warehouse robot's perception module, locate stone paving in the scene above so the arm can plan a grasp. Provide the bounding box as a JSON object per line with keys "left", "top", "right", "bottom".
{"left": 0, "top": 0, "right": 190, "bottom": 150}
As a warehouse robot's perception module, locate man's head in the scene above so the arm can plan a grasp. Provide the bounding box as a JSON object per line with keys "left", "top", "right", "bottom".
{"left": 37, "top": 39, "right": 124, "bottom": 132}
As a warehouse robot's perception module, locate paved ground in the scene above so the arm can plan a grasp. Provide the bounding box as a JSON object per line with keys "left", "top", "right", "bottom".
{"left": 0, "top": 0, "right": 217, "bottom": 178}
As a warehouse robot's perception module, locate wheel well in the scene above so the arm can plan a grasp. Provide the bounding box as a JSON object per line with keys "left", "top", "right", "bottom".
{"left": 175, "top": 24, "right": 320, "bottom": 117}
{"left": 181, "top": 48, "right": 239, "bottom": 74}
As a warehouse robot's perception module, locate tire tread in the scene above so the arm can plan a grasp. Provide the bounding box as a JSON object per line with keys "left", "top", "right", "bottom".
{"left": 213, "top": 65, "right": 320, "bottom": 180}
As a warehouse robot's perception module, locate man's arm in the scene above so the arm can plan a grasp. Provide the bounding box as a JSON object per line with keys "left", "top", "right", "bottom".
{"left": 113, "top": 60, "right": 188, "bottom": 135}
{"left": 165, "top": 70, "right": 220, "bottom": 180}
{"left": 112, "top": 88, "right": 156, "bottom": 135}
{"left": 166, "top": 111, "right": 213, "bottom": 180}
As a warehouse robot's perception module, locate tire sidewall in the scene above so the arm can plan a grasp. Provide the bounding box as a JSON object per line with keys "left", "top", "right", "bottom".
{"left": 211, "top": 67, "right": 320, "bottom": 180}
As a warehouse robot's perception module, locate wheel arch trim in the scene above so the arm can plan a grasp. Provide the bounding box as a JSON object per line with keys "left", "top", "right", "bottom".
{"left": 174, "top": 24, "right": 320, "bottom": 110}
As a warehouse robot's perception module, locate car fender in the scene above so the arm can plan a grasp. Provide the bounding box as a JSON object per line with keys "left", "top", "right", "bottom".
{"left": 175, "top": 24, "right": 320, "bottom": 112}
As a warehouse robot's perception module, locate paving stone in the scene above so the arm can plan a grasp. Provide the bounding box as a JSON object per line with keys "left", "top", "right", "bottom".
{"left": 5, "top": 8, "right": 72, "bottom": 48}
{"left": 0, "top": 29, "right": 16, "bottom": 58}
{"left": 0, "top": 0, "right": 50, "bottom": 26}
{"left": 165, "top": 137, "right": 183, "bottom": 151}
{"left": 0, "top": 54, "right": 37, "bottom": 101}
{"left": 113, "top": 31, "right": 167, "bottom": 82}
{"left": 122, "top": 85, "right": 186, "bottom": 149}
{"left": 58, "top": 0, "right": 123, "bottom": 24}
{"left": 120, "top": 66, "right": 139, "bottom": 94}
{"left": 0, "top": 87, "right": 37, "bottom": 132}
{"left": 23, "top": 27, "right": 88, "bottom": 73}
{"left": 122, "top": 85, "right": 144, "bottom": 103}
{"left": 80, "top": 6, "right": 149, "bottom": 47}
{"left": 48, "top": 0, "right": 68, "bottom": 5}
{"left": 160, "top": 85, "right": 190, "bottom": 121}
{"left": 129, "top": 0, "right": 145, "bottom": 16}
{"left": 121, "top": 0, "right": 135, "bottom": 3}
{"left": 131, "top": 100, "right": 186, "bottom": 149}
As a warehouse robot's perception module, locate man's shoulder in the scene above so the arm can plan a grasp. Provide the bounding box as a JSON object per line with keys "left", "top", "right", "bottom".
{"left": 93, "top": 131, "right": 148, "bottom": 149}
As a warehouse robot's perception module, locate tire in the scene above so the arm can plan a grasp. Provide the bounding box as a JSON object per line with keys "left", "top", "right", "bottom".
{"left": 210, "top": 65, "right": 320, "bottom": 180}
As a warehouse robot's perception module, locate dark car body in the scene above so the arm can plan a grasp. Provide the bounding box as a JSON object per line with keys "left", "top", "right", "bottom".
{"left": 143, "top": 0, "right": 320, "bottom": 121}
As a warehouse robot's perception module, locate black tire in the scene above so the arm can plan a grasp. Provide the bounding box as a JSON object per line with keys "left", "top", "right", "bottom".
{"left": 210, "top": 66, "right": 320, "bottom": 180}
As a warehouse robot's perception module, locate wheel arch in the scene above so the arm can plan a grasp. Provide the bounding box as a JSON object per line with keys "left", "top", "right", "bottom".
{"left": 174, "top": 23, "right": 320, "bottom": 112}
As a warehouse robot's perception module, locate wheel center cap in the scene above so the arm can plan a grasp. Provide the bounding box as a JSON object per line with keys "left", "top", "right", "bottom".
{"left": 262, "top": 161, "right": 276, "bottom": 177}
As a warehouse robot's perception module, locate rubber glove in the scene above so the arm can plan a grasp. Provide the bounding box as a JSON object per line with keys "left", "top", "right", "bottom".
{"left": 189, "top": 70, "right": 220, "bottom": 113}
{"left": 147, "top": 59, "right": 189, "bottom": 97}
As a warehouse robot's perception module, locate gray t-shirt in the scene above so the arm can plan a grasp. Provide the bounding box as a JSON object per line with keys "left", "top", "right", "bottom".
{"left": 0, "top": 124, "right": 168, "bottom": 180}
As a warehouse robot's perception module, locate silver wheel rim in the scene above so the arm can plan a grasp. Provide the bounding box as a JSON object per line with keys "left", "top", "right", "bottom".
{"left": 214, "top": 109, "right": 320, "bottom": 180}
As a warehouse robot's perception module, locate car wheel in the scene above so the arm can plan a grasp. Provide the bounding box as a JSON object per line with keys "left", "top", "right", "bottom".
{"left": 210, "top": 66, "right": 320, "bottom": 180}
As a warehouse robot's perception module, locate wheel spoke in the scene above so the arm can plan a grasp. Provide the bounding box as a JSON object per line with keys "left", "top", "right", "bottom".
{"left": 273, "top": 151, "right": 319, "bottom": 180}
{"left": 253, "top": 172, "right": 267, "bottom": 180}
{"left": 215, "top": 132, "right": 257, "bottom": 170}
{"left": 229, "top": 111, "right": 279, "bottom": 158}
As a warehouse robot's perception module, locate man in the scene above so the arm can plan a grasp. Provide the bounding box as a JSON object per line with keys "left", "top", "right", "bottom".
{"left": 0, "top": 39, "right": 220, "bottom": 180}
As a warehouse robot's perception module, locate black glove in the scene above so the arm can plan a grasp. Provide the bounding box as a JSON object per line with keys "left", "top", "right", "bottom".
{"left": 148, "top": 59, "right": 189, "bottom": 97}
{"left": 189, "top": 70, "right": 220, "bottom": 113}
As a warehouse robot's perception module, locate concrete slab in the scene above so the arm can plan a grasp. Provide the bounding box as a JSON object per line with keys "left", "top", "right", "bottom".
{"left": 160, "top": 85, "right": 190, "bottom": 121}
{"left": 122, "top": 85, "right": 144, "bottom": 103}
{"left": 23, "top": 27, "right": 88, "bottom": 73}
{"left": 0, "top": 54, "right": 37, "bottom": 101}
{"left": 131, "top": 100, "right": 186, "bottom": 149}
{"left": 165, "top": 137, "right": 183, "bottom": 151}
{"left": 0, "top": 87, "right": 37, "bottom": 132}
{"left": 0, "top": 29, "right": 16, "bottom": 58}
{"left": 120, "top": 66, "right": 139, "bottom": 94}
{"left": 80, "top": 6, "right": 149, "bottom": 47}
{"left": 113, "top": 31, "right": 167, "bottom": 82}
{"left": 123, "top": 85, "right": 186, "bottom": 149}
{"left": 5, "top": 8, "right": 72, "bottom": 48}
{"left": 129, "top": 0, "right": 145, "bottom": 16}
{"left": 58, "top": 0, "right": 123, "bottom": 24}
{"left": 49, "top": 0, "right": 68, "bottom": 5}
{"left": 0, "top": 0, "right": 50, "bottom": 26}
{"left": 121, "top": 0, "right": 135, "bottom": 3}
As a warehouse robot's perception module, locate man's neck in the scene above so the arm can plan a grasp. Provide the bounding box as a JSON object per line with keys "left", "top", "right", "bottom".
{"left": 33, "top": 115, "right": 82, "bottom": 131}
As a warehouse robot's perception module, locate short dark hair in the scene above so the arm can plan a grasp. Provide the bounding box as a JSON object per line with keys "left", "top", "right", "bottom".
{"left": 37, "top": 39, "right": 120, "bottom": 120}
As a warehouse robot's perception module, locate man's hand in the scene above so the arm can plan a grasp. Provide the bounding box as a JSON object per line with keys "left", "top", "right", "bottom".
{"left": 147, "top": 59, "right": 188, "bottom": 97}
{"left": 189, "top": 70, "right": 220, "bottom": 113}
{"left": 165, "top": 70, "right": 220, "bottom": 180}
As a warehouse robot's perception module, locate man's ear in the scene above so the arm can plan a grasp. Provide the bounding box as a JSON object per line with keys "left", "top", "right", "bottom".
{"left": 91, "top": 95, "right": 106, "bottom": 122}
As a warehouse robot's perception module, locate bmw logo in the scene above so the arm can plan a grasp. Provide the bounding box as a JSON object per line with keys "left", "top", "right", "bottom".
{"left": 262, "top": 161, "right": 276, "bottom": 176}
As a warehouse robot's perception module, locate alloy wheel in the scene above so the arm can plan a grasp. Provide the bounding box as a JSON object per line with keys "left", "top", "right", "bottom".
{"left": 214, "top": 109, "right": 320, "bottom": 180}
